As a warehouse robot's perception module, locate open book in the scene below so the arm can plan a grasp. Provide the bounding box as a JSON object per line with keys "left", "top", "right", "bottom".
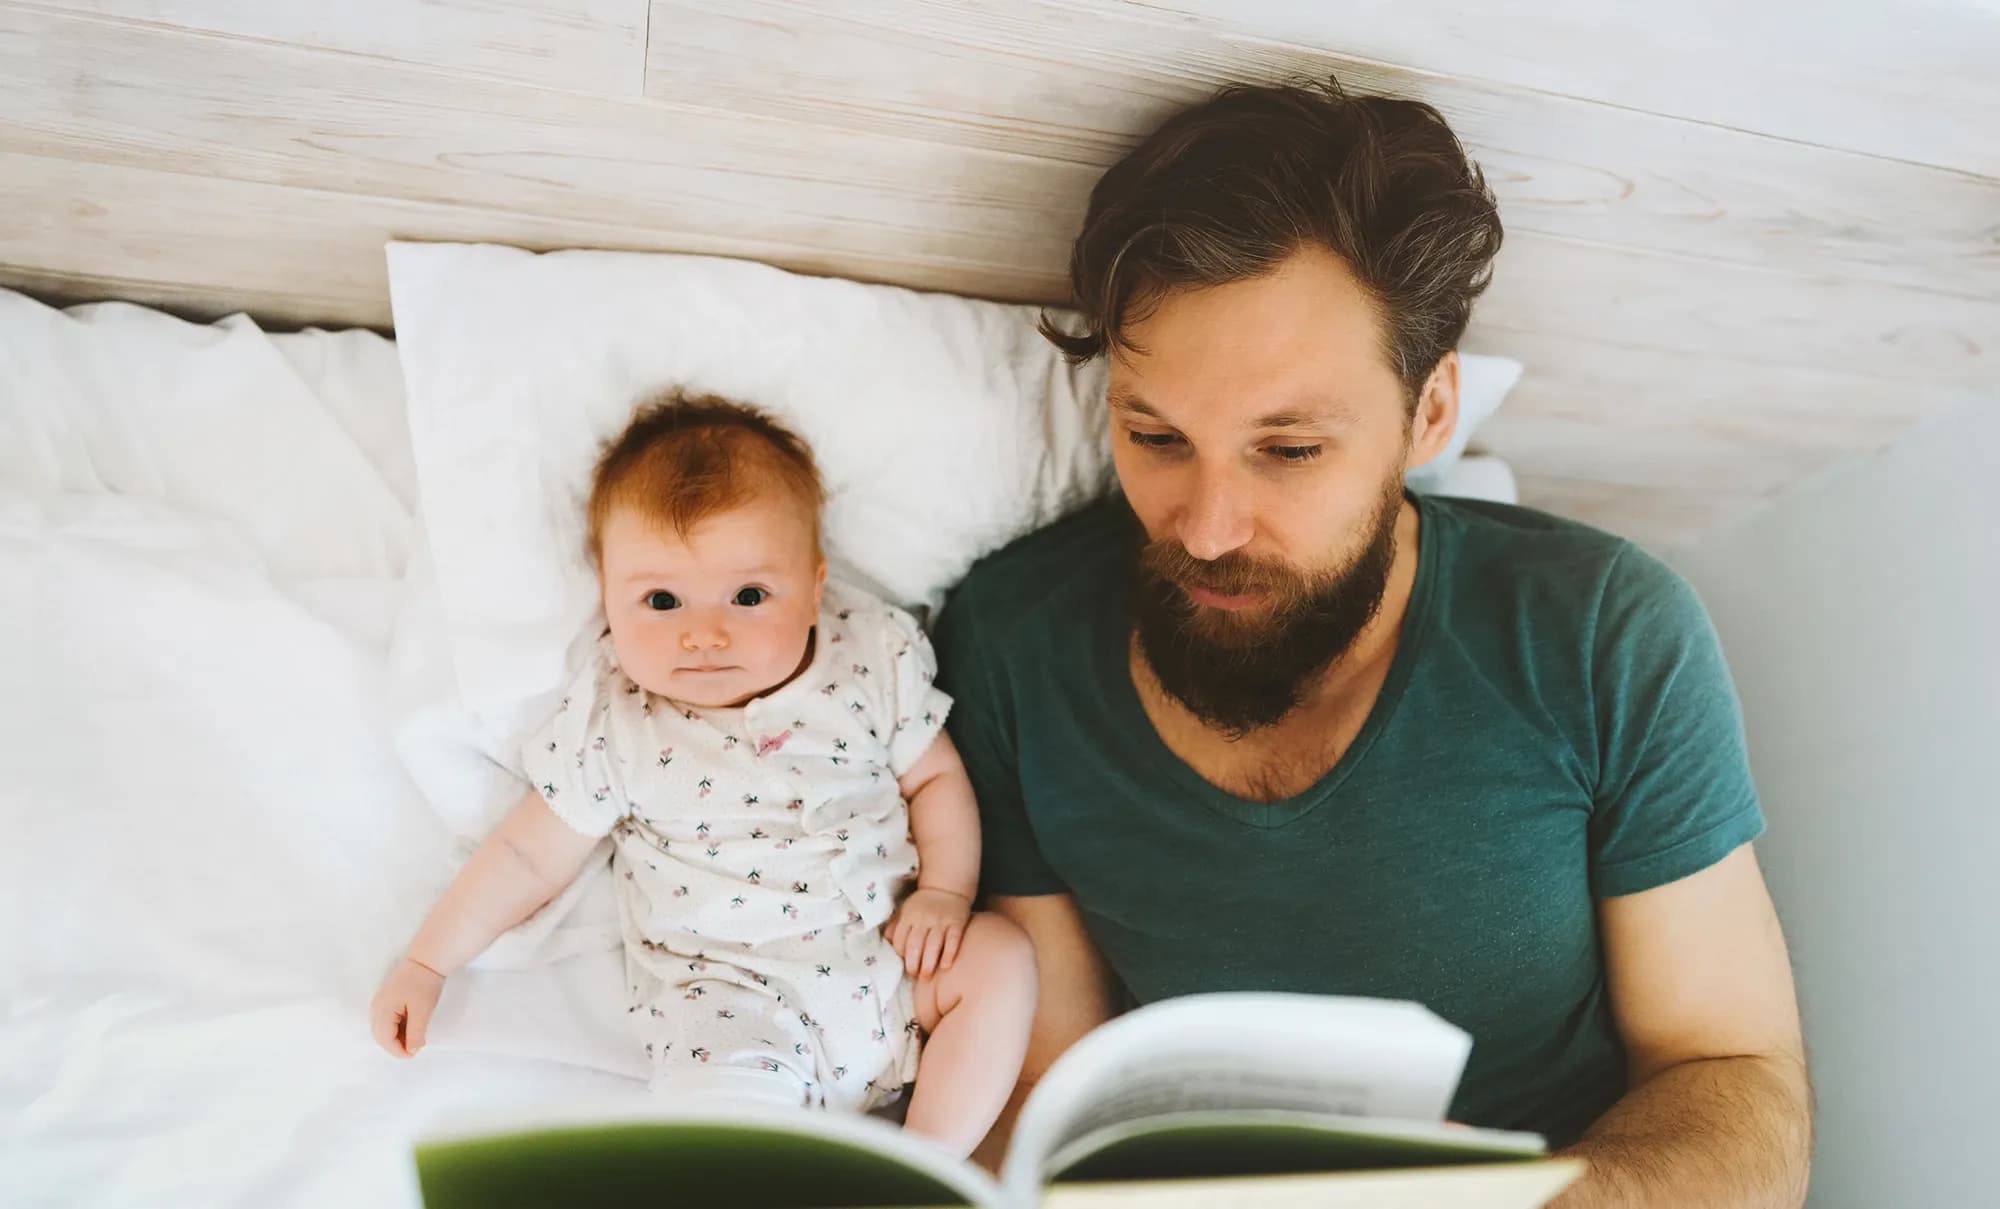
{"left": 415, "top": 993, "right": 1582, "bottom": 1209}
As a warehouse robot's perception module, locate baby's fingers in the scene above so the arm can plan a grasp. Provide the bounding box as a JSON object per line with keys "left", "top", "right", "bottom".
{"left": 903, "top": 925, "right": 929, "bottom": 975}
{"left": 918, "top": 926, "right": 947, "bottom": 980}
{"left": 940, "top": 922, "right": 965, "bottom": 972}
{"left": 371, "top": 1000, "right": 409, "bottom": 1058}
{"left": 404, "top": 998, "right": 432, "bottom": 1055}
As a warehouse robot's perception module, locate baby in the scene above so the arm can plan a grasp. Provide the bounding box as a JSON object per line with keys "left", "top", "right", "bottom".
{"left": 371, "top": 392, "right": 1037, "bottom": 1155}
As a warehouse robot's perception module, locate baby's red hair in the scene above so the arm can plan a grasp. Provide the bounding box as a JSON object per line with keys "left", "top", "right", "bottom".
{"left": 587, "top": 390, "right": 826, "bottom": 559}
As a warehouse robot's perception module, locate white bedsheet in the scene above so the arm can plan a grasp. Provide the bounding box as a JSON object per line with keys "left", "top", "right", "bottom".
{"left": 0, "top": 295, "right": 640, "bottom": 1209}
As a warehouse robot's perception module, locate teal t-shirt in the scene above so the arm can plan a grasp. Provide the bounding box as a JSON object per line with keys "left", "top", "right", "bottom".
{"left": 932, "top": 492, "right": 1763, "bottom": 1147}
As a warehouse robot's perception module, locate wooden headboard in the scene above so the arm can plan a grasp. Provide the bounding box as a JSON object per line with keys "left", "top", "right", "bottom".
{"left": 3, "top": 0, "right": 1996, "bottom": 547}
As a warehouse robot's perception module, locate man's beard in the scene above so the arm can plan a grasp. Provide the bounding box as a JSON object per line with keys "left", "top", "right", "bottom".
{"left": 1131, "top": 476, "right": 1404, "bottom": 739}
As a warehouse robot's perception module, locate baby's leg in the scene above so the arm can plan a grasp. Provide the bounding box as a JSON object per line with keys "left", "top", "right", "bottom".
{"left": 903, "top": 912, "right": 1038, "bottom": 1156}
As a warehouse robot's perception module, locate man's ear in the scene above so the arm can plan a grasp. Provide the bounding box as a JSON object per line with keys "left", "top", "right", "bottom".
{"left": 1406, "top": 351, "right": 1461, "bottom": 472}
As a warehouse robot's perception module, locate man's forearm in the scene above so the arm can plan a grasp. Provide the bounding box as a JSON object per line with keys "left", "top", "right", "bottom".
{"left": 1553, "top": 1053, "right": 1812, "bottom": 1209}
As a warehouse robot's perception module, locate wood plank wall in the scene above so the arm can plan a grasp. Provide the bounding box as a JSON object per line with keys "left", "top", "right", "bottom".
{"left": 1, "top": 0, "right": 1994, "bottom": 545}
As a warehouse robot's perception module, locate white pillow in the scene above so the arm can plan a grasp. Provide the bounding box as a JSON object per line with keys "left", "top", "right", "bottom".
{"left": 1405, "top": 354, "right": 1523, "bottom": 496}
{"left": 387, "top": 242, "right": 1518, "bottom": 725}
{"left": 388, "top": 242, "right": 1114, "bottom": 720}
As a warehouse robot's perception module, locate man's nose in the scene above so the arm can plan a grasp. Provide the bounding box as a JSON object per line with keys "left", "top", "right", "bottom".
{"left": 1176, "top": 466, "right": 1255, "bottom": 562}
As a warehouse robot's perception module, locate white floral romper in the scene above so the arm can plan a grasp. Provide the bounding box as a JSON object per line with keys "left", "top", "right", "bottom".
{"left": 521, "top": 581, "right": 952, "bottom": 1111}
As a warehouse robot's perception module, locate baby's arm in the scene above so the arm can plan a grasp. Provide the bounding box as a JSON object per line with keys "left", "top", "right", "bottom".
{"left": 370, "top": 789, "right": 602, "bottom": 1057}
{"left": 887, "top": 733, "right": 982, "bottom": 978}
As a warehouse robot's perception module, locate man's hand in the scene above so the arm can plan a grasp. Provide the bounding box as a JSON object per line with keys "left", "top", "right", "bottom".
{"left": 370, "top": 956, "right": 446, "bottom": 1058}
{"left": 887, "top": 887, "right": 972, "bottom": 979}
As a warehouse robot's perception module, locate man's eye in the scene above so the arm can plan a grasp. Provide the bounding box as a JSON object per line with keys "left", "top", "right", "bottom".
{"left": 1127, "top": 430, "right": 1180, "bottom": 450}
{"left": 645, "top": 591, "right": 679, "bottom": 611}
{"left": 734, "top": 587, "right": 768, "bottom": 607}
{"left": 1269, "top": 444, "right": 1323, "bottom": 462}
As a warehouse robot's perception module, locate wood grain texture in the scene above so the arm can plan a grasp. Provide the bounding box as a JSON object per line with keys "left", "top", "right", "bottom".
{"left": 0, "top": 151, "right": 1062, "bottom": 329}
{"left": 7, "top": 6, "right": 1984, "bottom": 383}
{"left": 21, "top": 0, "right": 649, "bottom": 93}
{"left": 1, "top": 0, "right": 1995, "bottom": 548}
{"left": 1120, "top": 0, "right": 2000, "bottom": 179}
{"left": 0, "top": 6, "right": 1083, "bottom": 294}
{"left": 644, "top": 0, "right": 2000, "bottom": 300}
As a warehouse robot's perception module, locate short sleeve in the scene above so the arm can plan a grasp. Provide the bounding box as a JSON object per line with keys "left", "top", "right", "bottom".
{"left": 1588, "top": 546, "right": 1766, "bottom": 898}
{"left": 875, "top": 603, "right": 955, "bottom": 778}
{"left": 518, "top": 643, "right": 629, "bottom": 839}
{"left": 932, "top": 592, "right": 1069, "bottom": 898}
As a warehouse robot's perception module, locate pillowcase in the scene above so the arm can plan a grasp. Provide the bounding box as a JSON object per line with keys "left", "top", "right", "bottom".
{"left": 1406, "top": 354, "right": 1523, "bottom": 495}
{"left": 386, "top": 241, "right": 1519, "bottom": 725}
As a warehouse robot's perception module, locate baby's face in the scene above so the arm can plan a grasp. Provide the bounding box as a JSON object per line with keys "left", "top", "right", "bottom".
{"left": 598, "top": 494, "right": 825, "bottom": 708}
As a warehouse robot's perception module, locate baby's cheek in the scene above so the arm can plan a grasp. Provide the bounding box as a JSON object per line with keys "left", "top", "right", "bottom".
{"left": 751, "top": 629, "right": 798, "bottom": 682}
{"left": 607, "top": 623, "right": 677, "bottom": 696}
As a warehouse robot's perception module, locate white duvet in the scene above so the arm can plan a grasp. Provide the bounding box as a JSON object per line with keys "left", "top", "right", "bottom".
{"left": 0, "top": 296, "right": 643, "bottom": 1209}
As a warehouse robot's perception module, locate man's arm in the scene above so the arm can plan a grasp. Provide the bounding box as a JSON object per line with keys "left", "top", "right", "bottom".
{"left": 1554, "top": 844, "right": 1812, "bottom": 1208}
{"left": 969, "top": 892, "right": 1122, "bottom": 1172}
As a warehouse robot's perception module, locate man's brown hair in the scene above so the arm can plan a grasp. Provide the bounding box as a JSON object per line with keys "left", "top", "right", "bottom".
{"left": 587, "top": 390, "right": 825, "bottom": 558}
{"left": 1042, "top": 75, "right": 1503, "bottom": 402}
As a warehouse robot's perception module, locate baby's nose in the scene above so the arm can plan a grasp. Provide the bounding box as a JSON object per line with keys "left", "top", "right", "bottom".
{"left": 682, "top": 623, "right": 729, "bottom": 651}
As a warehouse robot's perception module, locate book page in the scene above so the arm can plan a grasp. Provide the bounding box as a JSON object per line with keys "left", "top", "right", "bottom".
{"left": 1001, "top": 994, "right": 1472, "bottom": 1196}
{"left": 1038, "top": 1110, "right": 1548, "bottom": 1184}
{"left": 1037, "top": 1159, "right": 1584, "bottom": 1209}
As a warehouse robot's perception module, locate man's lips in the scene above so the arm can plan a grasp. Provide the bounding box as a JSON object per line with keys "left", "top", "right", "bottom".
{"left": 1182, "top": 583, "right": 1267, "bottom": 611}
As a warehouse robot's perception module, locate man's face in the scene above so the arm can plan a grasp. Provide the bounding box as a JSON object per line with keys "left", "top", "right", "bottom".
{"left": 1109, "top": 244, "right": 1448, "bottom": 734}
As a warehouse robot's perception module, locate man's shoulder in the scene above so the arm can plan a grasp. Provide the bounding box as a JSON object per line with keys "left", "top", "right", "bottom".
{"left": 1423, "top": 494, "right": 1711, "bottom": 656}
{"left": 1429, "top": 494, "right": 1682, "bottom": 598}
{"left": 934, "top": 495, "right": 1132, "bottom": 676}
{"left": 949, "top": 497, "right": 1131, "bottom": 624}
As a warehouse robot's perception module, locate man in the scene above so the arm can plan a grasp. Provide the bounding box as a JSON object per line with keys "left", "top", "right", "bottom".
{"left": 934, "top": 78, "right": 1812, "bottom": 1207}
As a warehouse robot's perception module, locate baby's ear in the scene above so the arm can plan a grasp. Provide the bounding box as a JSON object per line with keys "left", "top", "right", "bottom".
{"left": 814, "top": 560, "right": 828, "bottom": 608}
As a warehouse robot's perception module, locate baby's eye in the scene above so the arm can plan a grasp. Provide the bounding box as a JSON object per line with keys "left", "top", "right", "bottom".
{"left": 645, "top": 590, "right": 680, "bottom": 611}
{"left": 733, "top": 587, "right": 769, "bottom": 607}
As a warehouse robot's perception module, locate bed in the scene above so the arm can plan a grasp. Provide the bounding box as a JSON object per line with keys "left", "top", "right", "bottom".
{"left": 4, "top": 5, "right": 1995, "bottom": 1207}
{"left": 0, "top": 248, "right": 1521, "bottom": 1205}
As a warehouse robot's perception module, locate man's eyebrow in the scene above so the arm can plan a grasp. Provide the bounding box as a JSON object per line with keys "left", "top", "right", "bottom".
{"left": 1107, "top": 389, "right": 1163, "bottom": 419}
{"left": 1111, "top": 388, "right": 1360, "bottom": 430}
{"left": 1251, "top": 403, "right": 1361, "bottom": 429}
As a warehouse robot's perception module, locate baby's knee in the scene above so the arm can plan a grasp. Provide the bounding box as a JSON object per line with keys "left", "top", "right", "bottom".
{"left": 961, "top": 911, "right": 1037, "bottom": 989}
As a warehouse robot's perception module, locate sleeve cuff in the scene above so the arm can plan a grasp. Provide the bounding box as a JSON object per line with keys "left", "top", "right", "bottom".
{"left": 1593, "top": 803, "right": 1766, "bottom": 898}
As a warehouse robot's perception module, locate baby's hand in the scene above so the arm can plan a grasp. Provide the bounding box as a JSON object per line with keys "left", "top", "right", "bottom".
{"left": 370, "top": 956, "right": 446, "bottom": 1058}
{"left": 886, "top": 888, "right": 972, "bottom": 980}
